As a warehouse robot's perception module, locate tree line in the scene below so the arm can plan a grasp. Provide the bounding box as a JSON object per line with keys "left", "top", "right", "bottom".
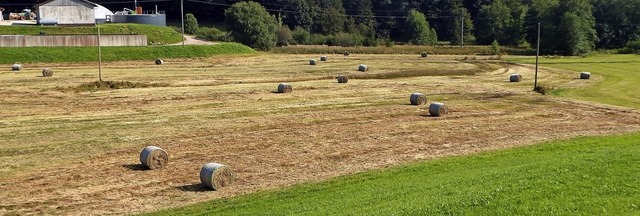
{"left": 4, "top": 0, "right": 640, "bottom": 54}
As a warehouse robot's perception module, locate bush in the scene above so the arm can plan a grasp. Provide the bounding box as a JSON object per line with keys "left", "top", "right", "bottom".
{"left": 309, "top": 34, "right": 331, "bottom": 45}
{"left": 490, "top": 40, "right": 501, "bottom": 55}
{"left": 225, "top": 2, "right": 278, "bottom": 51}
{"left": 292, "top": 27, "right": 310, "bottom": 45}
{"left": 184, "top": 13, "right": 199, "bottom": 35}
{"left": 619, "top": 40, "right": 640, "bottom": 54}
{"left": 196, "top": 27, "right": 231, "bottom": 42}
{"left": 276, "top": 26, "right": 293, "bottom": 46}
{"left": 332, "top": 33, "right": 364, "bottom": 47}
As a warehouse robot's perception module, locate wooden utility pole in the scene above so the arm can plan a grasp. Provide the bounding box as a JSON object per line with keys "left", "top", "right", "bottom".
{"left": 97, "top": 23, "right": 103, "bottom": 82}
{"left": 181, "top": 0, "right": 185, "bottom": 46}
{"left": 461, "top": 14, "right": 464, "bottom": 48}
{"left": 534, "top": 23, "right": 541, "bottom": 90}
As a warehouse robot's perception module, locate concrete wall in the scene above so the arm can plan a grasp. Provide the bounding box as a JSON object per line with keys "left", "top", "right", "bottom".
{"left": 39, "top": 5, "right": 94, "bottom": 25}
{"left": 0, "top": 35, "right": 147, "bottom": 47}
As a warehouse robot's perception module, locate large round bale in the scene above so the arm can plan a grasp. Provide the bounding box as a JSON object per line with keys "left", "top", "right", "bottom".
{"left": 320, "top": 56, "right": 328, "bottom": 61}
{"left": 42, "top": 68, "right": 53, "bottom": 77}
{"left": 429, "top": 102, "right": 449, "bottom": 117}
{"left": 410, "top": 93, "right": 427, "bottom": 105}
{"left": 358, "top": 64, "right": 368, "bottom": 72}
{"left": 510, "top": 74, "right": 522, "bottom": 82}
{"left": 278, "top": 83, "right": 293, "bottom": 93}
{"left": 337, "top": 75, "right": 348, "bottom": 83}
{"left": 155, "top": 58, "right": 164, "bottom": 65}
{"left": 344, "top": 51, "right": 350, "bottom": 56}
{"left": 421, "top": 52, "right": 428, "bottom": 58}
{"left": 200, "top": 163, "right": 235, "bottom": 190}
{"left": 580, "top": 72, "right": 591, "bottom": 79}
{"left": 12, "top": 63, "right": 22, "bottom": 71}
{"left": 309, "top": 59, "right": 317, "bottom": 65}
{"left": 139, "top": 146, "right": 169, "bottom": 170}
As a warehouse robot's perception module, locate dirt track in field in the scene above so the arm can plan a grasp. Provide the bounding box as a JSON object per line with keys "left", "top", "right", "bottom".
{"left": 0, "top": 55, "right": 638, "bottom": 215}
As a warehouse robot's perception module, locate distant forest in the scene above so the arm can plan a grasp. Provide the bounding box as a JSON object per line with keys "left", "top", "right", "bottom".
{"left": 3, "top": 0, "right": 640, "bottom": 54}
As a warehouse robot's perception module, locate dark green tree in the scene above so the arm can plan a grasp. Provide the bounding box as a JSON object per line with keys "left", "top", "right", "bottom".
{"left": 475, "top": 0, "right": 527, "bottom": 46}
{"left": 225, "top": 2, "right": 278, "bottom": 51}
{"left": 404, "top": 9, "right": 437, "bottom": 45}
{"left": 555, "top": 0, "right": 598, "bottom": 55}
{"left": 184, "top": 13, "right": 199, "bottom": 35}
{"left": 450, "top": 2, "right": 475, "bottom": 45}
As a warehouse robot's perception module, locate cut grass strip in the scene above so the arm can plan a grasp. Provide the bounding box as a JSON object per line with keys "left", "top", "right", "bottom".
{"left": 148, "top": 132, "right": 640, "bottom": 215}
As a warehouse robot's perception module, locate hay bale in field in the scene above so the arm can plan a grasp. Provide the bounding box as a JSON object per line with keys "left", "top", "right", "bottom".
{"left": 42, "top": 68, "right": 53, "bottom": 77}
{"left": 410, "top": 93, "right": 427, "bottom": 105}
{"left": 278, "top": 83, "right": 292, "bottom": 93}
{"left": 309, "top": 59, "right": 317, "bottom": 65}
{"left": 155, "top": 58, "right": 164, "bottom": 65}
{"left": 320, "top": 56, "right": 328, "bottom": 61}
{"left": 12, "top": 63, "right": 22, "bottom": 71}
{"left": 580, "top": 72, "right": 591, "bottom": 79}
{"left": 358, "top": 64, "right": 368, "bottom": 72}
{"left": 510, "top": 74, "right": 522, "bottom": 82}
{"left": 429, "top": 102, "right": 449, "bottom": 117}
{"left": 337, "top": 75, "right": 348, "bottom": 83}
{"left": 344, "top": 51, "right": 350, "bottom": 56}
{"left": 200, "top": 163, "right": 235, "bottom": 190}
{"left": 139, "top": 146, "right": 169, "bottom": 170}
{"left": 421, "top": 52, "right": 428, "bottom": 58}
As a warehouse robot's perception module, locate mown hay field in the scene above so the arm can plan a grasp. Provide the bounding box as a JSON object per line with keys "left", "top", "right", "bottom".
{"left": 0, "top": 54, "right": 639, "bottom": 215}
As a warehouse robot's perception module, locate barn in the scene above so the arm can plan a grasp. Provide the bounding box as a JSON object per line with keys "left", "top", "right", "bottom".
{"left": 36, "top": 0, "right": 98, "bottom": 25}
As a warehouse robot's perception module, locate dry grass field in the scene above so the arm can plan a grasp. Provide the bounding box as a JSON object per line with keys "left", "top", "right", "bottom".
{"left": 0, "top": 54, "right": 639, "bottom": 215}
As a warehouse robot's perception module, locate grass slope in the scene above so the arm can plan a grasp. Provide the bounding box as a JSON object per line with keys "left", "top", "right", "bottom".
{"left": 0, "top": 23, "right": 183, "bottom": 45}
{"left": 0, "top": 43, "right": 254, "bottom": 63}
{"left": 151, "top": 133, "right": 640, "bottom": 215}
{"left": 508, "top": 54, "right": 640, "bottom": 109}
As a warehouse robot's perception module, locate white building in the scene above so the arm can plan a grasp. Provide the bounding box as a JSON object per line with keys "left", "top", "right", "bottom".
{"left": 36, "top": 0, "right": 99, "bottom": 25}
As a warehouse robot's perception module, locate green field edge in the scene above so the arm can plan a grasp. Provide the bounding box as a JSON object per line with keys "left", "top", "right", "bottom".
{"left": 0, "top": 43, "right": 255, "bottom": 64}
{"left": 147, "top": 132, "right": 640, "bottom": 215}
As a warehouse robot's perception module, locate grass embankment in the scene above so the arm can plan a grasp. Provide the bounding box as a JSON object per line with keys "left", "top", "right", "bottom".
{"left": 151, "top": 133, "right": 640, "bottom": 215}
{"left": 0, "top": 23, "right": 183, "bottom": 45}
{"left": 272, "top": 45, "right": 535, "bottom": 56}
{"left": 0, "top": 43, "right": 255, "bottom": 63}
{"left": 508, "top": 54, "right": 640, "bottom": 109}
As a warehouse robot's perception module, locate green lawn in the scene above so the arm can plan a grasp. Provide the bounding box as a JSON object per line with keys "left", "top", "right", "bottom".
{"left": 508, "top": 54, "right": 640, "bottom": 109}
{"left": 150, "top": 133, "right": 640, "bottom": 215}
{"left": 0, "top": 43, "right": 255, "bottom": 63}
{"left": 0, "top": 23, "right": 183, "bottom": 45}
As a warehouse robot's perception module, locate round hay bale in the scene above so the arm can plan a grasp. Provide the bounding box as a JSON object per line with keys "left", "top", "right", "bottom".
{"left": 42, "top": 68, "right": 53, "bottom": 77}
{"left": 278, "top": 83, "right": 292, "bottom": 93}
{"left": 200, "top": 163, "right": 235, "bottom": 190}
{"left": 12, "top": 63, "right": 22, "bottom": 71}
{"left": 410, "top": 93, "right": 427, "bottom": 105}
{"left": 510, "top": 74, "right": 522, "bottom": 82}
{"left": 429, "top": 102, "right": 449, "bottom": 117}
{"left": 139, "top": 146, "right": 169, "bottom": 170}
{"left": 344, "top": 51, "right": 350, "bottom": 56}
{"left": 358, "top": 64, "right": 368, "bottom": 72}
{"left": 309, "top": 59, "right": 317, "bottom": 65}
{"left": 421, "top": 52, "right": 428, "bottom": 58}
{"left": 320, "top": 56, "right": 328, "bottom": 61}
{"left": 155, "top": 58, "right": 164, "bottom": 65}
{"left": 337, "top": 75, "right": 348, "bottom": 83}
{"left": 580, "top": 72, "right": 591, "bottom": 79}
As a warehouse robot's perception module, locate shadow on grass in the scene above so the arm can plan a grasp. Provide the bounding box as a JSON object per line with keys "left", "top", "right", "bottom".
{"left": 122, "top": 164, "right": 148, "bottom": 171}
{"left": 176, "top": 183, "right": 210, "bottom": 192}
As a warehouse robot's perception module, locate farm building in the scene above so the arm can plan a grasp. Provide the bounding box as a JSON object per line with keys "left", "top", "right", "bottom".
{"left": 35, "top": 0, "right": 102, "bottom": 25}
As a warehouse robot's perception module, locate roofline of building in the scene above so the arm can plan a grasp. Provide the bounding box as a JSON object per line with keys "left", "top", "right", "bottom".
{"left": 36, "top": 0, "right": 99, "bottom": 8}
